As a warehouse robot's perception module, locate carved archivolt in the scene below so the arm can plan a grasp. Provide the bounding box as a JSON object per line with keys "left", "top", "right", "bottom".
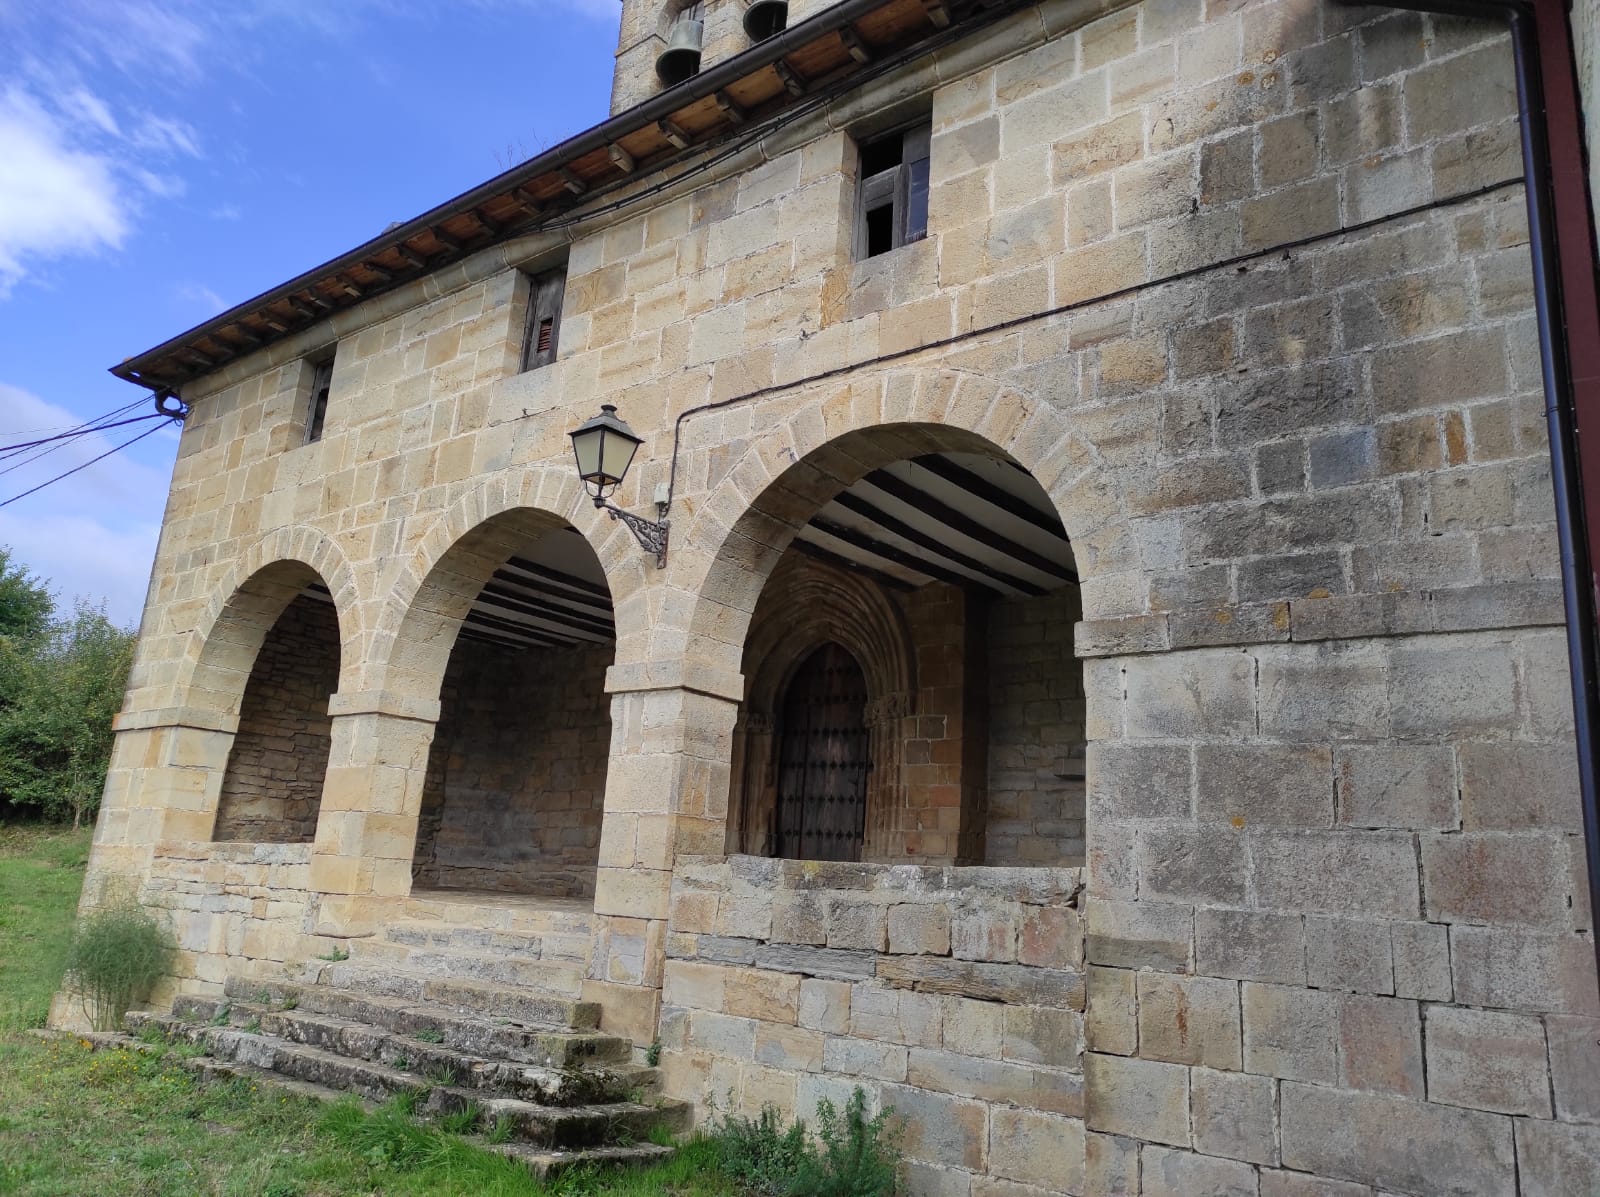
{"left": 731, "top": 553, "right": 916, "bottom": 859}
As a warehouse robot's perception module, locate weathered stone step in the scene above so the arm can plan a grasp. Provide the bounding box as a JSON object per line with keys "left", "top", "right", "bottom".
{"left": 179, "top": 1052, "right": 368, "bottom": 1109}
{"left": 178, "top": 1052, "right": 674, "bottom": 1175}
{"left": 380, "top": 920, "right": 590, "bottom": 965}
{"left": 138, "top": 1018, "right": 684, "bottom": 1150}
{"left": 430, "top": 1088, "right": 691, "bottom": 1150}
{"left": 344, "top": 938, "right": 586, "bottom": 994}
{"left": 134, "top": 1006, "right": 656, "bottom": 1105}
{"left": 206, "top": 983, "right": 618, "bottom": 1066}
{"left": 491, "top": 1138, "right": 675, "bottom": 1179}
{"left": 233, "top": 972, "right": 602, "bottom": 1034}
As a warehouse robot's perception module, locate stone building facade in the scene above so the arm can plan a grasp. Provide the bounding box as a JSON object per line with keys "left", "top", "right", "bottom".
{"left": 65, "top": 0, "right": 1600, "bottom": 1192}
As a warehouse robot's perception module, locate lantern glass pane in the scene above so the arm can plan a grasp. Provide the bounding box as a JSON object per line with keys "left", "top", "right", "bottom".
{"left": 601, "top": 429, "right": 639, "bottom": 482}
{"left": 572, "top": 428, "right": 604, "bottom": 478}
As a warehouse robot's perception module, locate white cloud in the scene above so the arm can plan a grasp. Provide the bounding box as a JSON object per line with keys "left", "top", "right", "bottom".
{"left": 0, "top": 383, "right": 175, "bottom": 628}
{"left": 0, "top": 88, "right": 129, "bottom": 294}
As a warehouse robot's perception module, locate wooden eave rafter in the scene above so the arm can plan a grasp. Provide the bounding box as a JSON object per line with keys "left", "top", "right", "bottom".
{"left": 110, "top": 0, "right": 995, "bottom": 393}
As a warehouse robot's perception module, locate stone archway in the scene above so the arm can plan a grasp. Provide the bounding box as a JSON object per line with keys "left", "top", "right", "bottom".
{"left": 316, "top": 468, "right": 638, "bottom": 908}
{"left": 166, "top": 531, "right": 356, "bottom": 846}
{"left": 665, "top": 381, "right": 1107, "bottom": 870}
{"left": 729, "top": 551, "right": 917, "bottom": 859}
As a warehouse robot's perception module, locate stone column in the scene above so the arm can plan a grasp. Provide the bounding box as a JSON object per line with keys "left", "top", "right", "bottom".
{"left": 588, "top": 662, "right": 742, "bottom": 1044}
{"left": 863, "top": 691, "right": 912, "bottom": 860}
{"left": 308, "top": 690, "right": 440, "bottom": 936}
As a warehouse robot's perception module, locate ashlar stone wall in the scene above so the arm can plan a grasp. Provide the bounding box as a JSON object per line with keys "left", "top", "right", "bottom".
{"left": 987, "top": 587, "right": 1087, "bottom": 865}
{"left": 663, "top": 857, "right": 1087, "bottom": 1194}
{"left": 70, "top": 0, "right": 1600, "bottom": 1190}
{"left": 212, "top": 594, "right": 339, "bottom": 843}
{"left": 414, "top": 637, "right": 612, "bottom": 897}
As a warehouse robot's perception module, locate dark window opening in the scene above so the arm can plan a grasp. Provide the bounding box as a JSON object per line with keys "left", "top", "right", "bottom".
{"left": 521, "top": 267, "right": 567, "bottom": 371}
{"left": 865, "top": 204, "right": 895, "bottom": 257}
{"left": 305, "top": 357, "right": 333, "bottom": 444}
{"left": 856, "top": 121, "right": 931, "bottom": 260}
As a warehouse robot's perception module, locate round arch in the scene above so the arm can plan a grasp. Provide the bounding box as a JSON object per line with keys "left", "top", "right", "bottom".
{"left": 366, "top": 465, "right": 647, "bottom": 704}
{"left": 178, "top": 526, "right": 357, "bottom": 720}
{"left": 668, "top": 367, "right": 1113, "bottom": 682}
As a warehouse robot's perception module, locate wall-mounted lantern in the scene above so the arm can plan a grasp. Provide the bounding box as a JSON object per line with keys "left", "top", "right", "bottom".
{"left": 569, "top": 404, "right": 670, "bottom": 568}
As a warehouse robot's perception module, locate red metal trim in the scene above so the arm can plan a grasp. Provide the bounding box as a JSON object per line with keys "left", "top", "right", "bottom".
{"left": 1533, "top": 0, "right": 1600, "bottom": 608}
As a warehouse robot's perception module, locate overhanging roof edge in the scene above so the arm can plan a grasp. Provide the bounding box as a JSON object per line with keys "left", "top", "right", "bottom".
{"left": 109, "top": 0, "right": 903, "bottom": 391}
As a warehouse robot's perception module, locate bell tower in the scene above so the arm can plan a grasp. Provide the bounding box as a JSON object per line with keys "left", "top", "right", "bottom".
{"left": 610, "top": 0, "right": 802, "bottom": 115}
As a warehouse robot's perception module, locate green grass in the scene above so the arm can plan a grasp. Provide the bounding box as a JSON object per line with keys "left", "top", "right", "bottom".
{"left": 0, "top": 821, "right": 751, "bottom": 1196}
{"left": 0, "top": 822, "right": 92, "bottom": 1032}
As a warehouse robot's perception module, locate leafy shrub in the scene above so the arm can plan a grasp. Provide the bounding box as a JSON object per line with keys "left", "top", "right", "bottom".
{"left": 705, "top": 1087, "right": 900, "bottom": 1196}
{"left": 63, "top": 897, "right": 173, "bottom": 1030}
{"left": 707, "top": 1103, "right": 812, "bottom": 1195}
{"left": 791, "top": 1088, "right": 902, "bottom": 1197}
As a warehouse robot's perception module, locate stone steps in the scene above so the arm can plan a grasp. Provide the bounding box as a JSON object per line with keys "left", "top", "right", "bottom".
{"left": 132, "top": 1005, "right": 656, "bottom": 1105}
{"left": 195, "top": 984, "right": 619, "bottom": 1069}
{"left": 132, "top": 967, "right": 688, "bottom": 1170}
{"left": 248, "top": 971, "right": 603, "bottom": 1035}
{"left": 62, "top": 1027, "right": 673, "bottom": 1183}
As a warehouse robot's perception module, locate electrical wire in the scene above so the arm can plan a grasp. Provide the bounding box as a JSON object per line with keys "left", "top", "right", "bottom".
{"left": 0, "top": 421, "right": 173, "bottom": 511}
{"left": 0, "top": 410, "right": 168, "bottom": 459}
{"left": 0, "top": 399, "right": 154, "bottom": 479}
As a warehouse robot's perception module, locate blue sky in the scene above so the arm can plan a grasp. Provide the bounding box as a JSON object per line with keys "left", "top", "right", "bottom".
{"left": 0, "top": 0, "right": 620, "bottom": 627}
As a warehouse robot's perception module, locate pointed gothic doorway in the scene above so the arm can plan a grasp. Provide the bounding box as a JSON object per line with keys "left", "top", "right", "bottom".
{"left": 773, "top": 642, "right": 871, "bottom": 862}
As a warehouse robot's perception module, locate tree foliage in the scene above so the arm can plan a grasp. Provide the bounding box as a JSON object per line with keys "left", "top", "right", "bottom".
{"left": 0, "top": 550, "right": 135, "bottom": 826}
{"left": 0, "top": 546, "right": 53, "bottom": 642}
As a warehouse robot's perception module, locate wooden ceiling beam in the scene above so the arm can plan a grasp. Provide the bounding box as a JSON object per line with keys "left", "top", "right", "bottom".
{"left": 559, "top": 167, "right": 589, "bottom": 195}
{"left": 921, "top": 0, "right": 952, "bottom": 28}
{"left": 831, "top": 490, "right": 1047, "bottom": 595}
{"left": 912, "top": 454, "right": 1075, "bottom": 546}
{"left": 503, "top": 556, "right": 614, "bottom": 604}
{"left": 863, "top": 468, "right": 1075, "bottom": 581}
{"left": 789, "top": 536, "right": 915, "bottom": 591}
{"left": 807, "top": 515, "right": 1002, "bottom": 595}
{"left": 394, "top": 244, "right": 428, "bottom": 269}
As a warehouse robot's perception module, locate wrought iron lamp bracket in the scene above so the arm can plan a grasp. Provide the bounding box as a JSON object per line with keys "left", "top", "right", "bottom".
{"left": 600, "top": 500, "right": 670, "bottom": 568}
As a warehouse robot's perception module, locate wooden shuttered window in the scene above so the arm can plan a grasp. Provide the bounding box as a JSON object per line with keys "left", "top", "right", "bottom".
{"left": 521, "top": 267, "right": 567, "bottom": 372}
{"left": 856, "top": 121, "right": 931, "bottom": 259}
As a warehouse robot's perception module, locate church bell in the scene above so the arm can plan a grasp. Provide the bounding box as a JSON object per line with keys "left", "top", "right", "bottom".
{"left": 656, "top": 18, "right": 705, "bottom": 85}
{"left": 743, "top": 0, "right": 788, "bottom": 40}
